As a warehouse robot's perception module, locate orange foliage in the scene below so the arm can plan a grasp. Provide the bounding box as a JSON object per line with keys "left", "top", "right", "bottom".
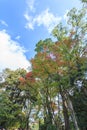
{"left": 25, "top": 72, "right": 35, "bottom": 83}
{"left": 19, "top": 77, "right": 25, "bottom": 83}
{"left": 50, "top": 102, "right": 58, "bottom": 111}
{"left": 26, "top": 72, "right": 33, "bottom": 79}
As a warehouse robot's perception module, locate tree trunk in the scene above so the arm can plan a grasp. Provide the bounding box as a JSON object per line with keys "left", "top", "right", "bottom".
{"left": 60, "top": 88, "right": 70, "bottom": 130}
{"left": 67, "top": 96, "right": 80, "bottom": 130}
{"left": 45, "top": 86, "right": 53, "bottom": 124}
{"left": 26, "top": 101, "right": 32, "bottom": 130}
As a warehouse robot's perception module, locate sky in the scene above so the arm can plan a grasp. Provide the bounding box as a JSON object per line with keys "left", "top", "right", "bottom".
{"left": 0, "top": 0, "right": 82, "bottom": 72}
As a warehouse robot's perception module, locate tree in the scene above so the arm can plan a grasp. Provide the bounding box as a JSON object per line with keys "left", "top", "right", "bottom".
{"left": 0, "top": 91, "right": 26, "bottom": 129}
{"left": 0, "top": 69, "right": 27, "bottom": 129}
{"left": 31, "top": 4, "right": 87, "bottom": 130}
{"left": 0, "top": 1, "right": 87, "bottom": 130}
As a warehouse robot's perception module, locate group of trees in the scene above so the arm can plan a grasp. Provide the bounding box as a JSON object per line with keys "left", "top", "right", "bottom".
{"left": 0, "top": 0, "right": 87, "bottom": 130}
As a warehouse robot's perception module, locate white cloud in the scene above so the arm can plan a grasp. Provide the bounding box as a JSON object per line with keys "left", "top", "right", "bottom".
{"left": 26, "top": 0, "right": 35, "bottom": 12}
{"left": 0, "top": 30, "right": 31, "bottom": 72}
{"left": 15, "top": 35, "right": 21, "bottom": 40}
{"left": 24, "top": 9, "right": 61, "bottom": 33}
{"left": 0, "top": 20, "right": 8, "bottom": 27}
{"left": 24, "top": 13, "right": 34, "bottom": 29}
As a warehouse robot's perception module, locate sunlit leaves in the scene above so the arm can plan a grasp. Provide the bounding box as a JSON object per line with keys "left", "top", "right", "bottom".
{"left": 52, "top": 23, "right": 68, "bottom": 41}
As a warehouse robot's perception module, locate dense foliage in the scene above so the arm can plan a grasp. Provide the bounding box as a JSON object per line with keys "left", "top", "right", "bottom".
{"left": 0, "top": 1, "right": 87, "bottom": 130}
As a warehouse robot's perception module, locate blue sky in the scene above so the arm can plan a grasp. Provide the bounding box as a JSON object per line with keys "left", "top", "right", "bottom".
{"left": 0, "top": 0, "right": 82, "bottom": 71}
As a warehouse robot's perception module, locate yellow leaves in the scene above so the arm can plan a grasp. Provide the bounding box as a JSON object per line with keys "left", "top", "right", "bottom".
{"left": 50, "top": 101, "right": 58, "bottom": 111}
{"left": 70, "top": 30, "right": 76, "bottom": 37}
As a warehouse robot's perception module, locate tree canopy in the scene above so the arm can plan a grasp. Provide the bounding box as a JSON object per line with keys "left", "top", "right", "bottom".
{"left": 0, "top": 1, "right": 87, "bottom": 130}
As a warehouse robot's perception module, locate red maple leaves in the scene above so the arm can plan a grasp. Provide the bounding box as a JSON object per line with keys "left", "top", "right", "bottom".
{"left": 19, "top": 72, "right": 35, "bottom": 84}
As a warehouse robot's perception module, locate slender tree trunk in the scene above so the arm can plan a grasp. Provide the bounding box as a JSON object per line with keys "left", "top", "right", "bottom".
{"left": 26, "top": 101, "right": 32, "bottom": 130}
{"left": 26, "top": 116, "right": 29, "bottom": 130}
{"left": 45, "top": 86, "right": 53, "bottom": 124}
{"left": 67, "top": 96, "right": 80, "bottom": 130}
{"left": 60, "top": 88, "right": 70, "bottom": 130}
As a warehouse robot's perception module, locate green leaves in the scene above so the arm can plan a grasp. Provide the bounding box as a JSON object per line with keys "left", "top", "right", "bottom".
{"left": 0, "top": 1, "right": 87, "bottom": 130}
{"left": 52, "top": 23, "right": 68, "bottom": 41}
{"left": 0, "top": 91, "right": 24, "bottom": 129}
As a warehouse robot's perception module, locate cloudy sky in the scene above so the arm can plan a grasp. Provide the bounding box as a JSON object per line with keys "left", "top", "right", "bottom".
{"left": 0, "top": 0, "right": 81, "bottom": 71}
